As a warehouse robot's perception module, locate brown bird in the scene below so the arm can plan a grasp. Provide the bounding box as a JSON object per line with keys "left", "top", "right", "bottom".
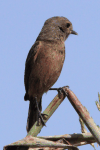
{"left": 24, "top": 16, "right": 77, "bottom": 132}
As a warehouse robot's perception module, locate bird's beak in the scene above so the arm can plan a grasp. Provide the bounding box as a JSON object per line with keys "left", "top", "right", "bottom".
{"left": 71, "top": 30, "right": 78, "bottom": 35}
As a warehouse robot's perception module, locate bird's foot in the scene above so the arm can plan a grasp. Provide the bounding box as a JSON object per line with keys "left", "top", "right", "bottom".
{"left": 41, "top": 113, "right": 48, "bottom": 120}
{"left": 49, "top": 86, "right": 69, "bottom": 98}
{"left": 34, "top": 97, "right": 47, "bottom": 126}
{"left": 37, "top": 111, "right": 46, "bottom": 126}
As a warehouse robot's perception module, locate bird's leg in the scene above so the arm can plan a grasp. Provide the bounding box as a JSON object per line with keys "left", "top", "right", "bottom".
{"left": 39, "top": 97, "right": 48, "bottom": 120}
{"left": 35, "top": 97, "right": 46, "bottom": 126}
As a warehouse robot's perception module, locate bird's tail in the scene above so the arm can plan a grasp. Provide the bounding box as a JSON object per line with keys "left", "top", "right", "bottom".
{"left": 26, "top": 98, "right": 42, "bottom": 133}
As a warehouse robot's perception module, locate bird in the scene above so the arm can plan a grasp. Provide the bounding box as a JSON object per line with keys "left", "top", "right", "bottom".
{"left": 24, "top": 16, "right": 77, "bottom": 132}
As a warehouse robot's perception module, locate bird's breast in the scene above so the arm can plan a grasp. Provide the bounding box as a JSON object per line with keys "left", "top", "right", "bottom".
{"left": 46, "top": 41, "right": 65, "bottom": 67}
{"left": 37, "top": 41, "right": 65, "bottom": 90}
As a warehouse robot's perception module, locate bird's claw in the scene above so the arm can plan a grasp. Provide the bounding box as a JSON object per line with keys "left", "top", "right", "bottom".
{"left": 37, "top": 111, "right": 46, "bottom": 126}
{"left": 49, "top": 86, "right": 69, "bottom": 97}
{"left": 41, "top": 113, "right": 48, "bottom": 120}
{"left": 57, "top": 87, "right": 68, "bottom": 98}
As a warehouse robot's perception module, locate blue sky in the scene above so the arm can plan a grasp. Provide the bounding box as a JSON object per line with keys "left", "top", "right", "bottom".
{"left": 0, "top": 1, "right": 100, "bottom": 150}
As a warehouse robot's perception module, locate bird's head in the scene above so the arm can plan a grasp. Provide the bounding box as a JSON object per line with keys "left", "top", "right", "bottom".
{"left": 36, "top": 16, "right": 78, "bottom": 42}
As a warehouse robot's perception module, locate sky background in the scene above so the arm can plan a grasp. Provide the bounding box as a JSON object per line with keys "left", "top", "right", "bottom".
{"left": 0, "top": 1, "right": 100, "bottom": 150}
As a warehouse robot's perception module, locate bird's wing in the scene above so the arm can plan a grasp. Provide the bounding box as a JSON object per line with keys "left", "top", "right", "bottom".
{"left": 24, "top": 41, "right": 42, "bottom": 94}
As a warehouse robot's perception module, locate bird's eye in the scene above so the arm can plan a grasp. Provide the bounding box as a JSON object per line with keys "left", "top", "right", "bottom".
{"left": 66, "top": 23, "right": 70, "bottom": 28}
{"left": 59, "top": 26, "right": 64, "bottom": 32}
